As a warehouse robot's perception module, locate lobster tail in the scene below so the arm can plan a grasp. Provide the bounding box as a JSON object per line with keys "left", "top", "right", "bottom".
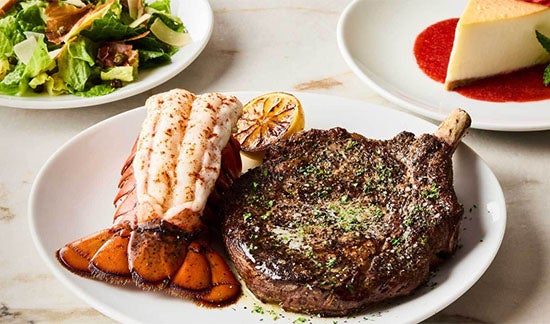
{"left": 56, "top": 90, "right": 244, "bottom": 307}
{"left": 196, "top": 244, "right": 241, "bottom": 305}
{"left": 89, "top": 232, "right": 131, "bottom": 282}
{"left": 128, "top": 221, "right": 191, "bottom": 288}
{"left": 56, "top": 137, "right": 243, "bottom": 304}
{"left": 57, "top": 223, "right": 241, "bottom": 305}
{"left": 56, "top": 227, "right": 132, "bottom": 284}
{"left": 202, "top": 136, "right": 242, "bottom": 228}
{"left": 57, "top": 229, "right": 113, "bottom": 276}
{"left": 169, "top": 239, "right": 241, "bottom": 306}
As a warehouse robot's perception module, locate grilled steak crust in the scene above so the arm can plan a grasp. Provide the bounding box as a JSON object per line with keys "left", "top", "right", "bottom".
{"left": 221, "top": 127, "right": 463, "bottom": 316}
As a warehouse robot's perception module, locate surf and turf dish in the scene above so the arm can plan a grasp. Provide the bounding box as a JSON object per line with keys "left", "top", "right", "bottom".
{"left": 54, "top": 89, "right": 471, "bottom": 317}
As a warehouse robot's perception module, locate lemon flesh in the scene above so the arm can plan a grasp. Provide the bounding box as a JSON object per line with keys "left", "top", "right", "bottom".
{"left": 235, "top": 92, "right": 305, "bottom": 158}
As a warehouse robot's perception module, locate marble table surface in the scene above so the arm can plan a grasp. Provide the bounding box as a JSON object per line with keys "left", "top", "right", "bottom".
{"left": 1, "top": 0, "right": 549, "bottom": 323}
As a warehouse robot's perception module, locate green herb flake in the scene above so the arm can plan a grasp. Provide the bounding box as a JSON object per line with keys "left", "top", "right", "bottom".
{"left": 293, "top": 318, "right": 308, "bottom": 324}
{"left": 345, "top": 139, "right": 357, "bottom": 150}
{"left": 252, "top": 305, "right": 265, "bottom": 314}
{"left": 325, "top": 257, "right": 337, "bottom": 268}
{"left": 268, "top": 309, "right": 278, "bottom": 320}
{"left": 422, "top": 183, "right": 439, "bottom": 199}
{"left": 391, "top": 237, "right": 403, "bottom": 246}
{"left": 243, "top": 212, "right": 253, "bottom": 221}
{"left": 260, "top": 211, "right": 272, "bottom": 220}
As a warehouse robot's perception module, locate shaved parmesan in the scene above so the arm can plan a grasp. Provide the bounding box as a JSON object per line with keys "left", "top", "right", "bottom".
{"left": 129, "top": 13, "right": 151, "bottom": 28}
{"left": 48, "top": 48, "right": 63, "bottom": 60}
{"left": 23, "top": 31, "right": 44, "bottom": 40}
{"left": 14, "top": 37, "right": 38, "bottom": 65}
{"left": 149, "top": 18, "right": 190, "bottom": 47}
{"left": 62, "top": 0, "right": 86, "bottom": 8}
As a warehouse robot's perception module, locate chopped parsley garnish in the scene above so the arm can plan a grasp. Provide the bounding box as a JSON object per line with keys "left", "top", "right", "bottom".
{"left": 422, "top": 183, "right": 439, "bottom": 199}
{"left": 345, "top": 139, "right": 358, "bottom": 149}
{"left": 252, "top": 305, "right": 265, "bottom": 314}
{"left": 243, "top": 212, "right": 253, "bottom": 221}
{"left": 260, "top": 211, "right": 272, "bottom": 220}
{"left": 390, "top": 237, "right": 403, "bottom": 246}
{"left": 325, "top": 257, "right": 337, "bottom": 268}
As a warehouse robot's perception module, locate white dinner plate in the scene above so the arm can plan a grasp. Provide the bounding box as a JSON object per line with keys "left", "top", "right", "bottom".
{"left": 29, "top": 92, "right": 506, "bottom": 323}
{"left": 337, "top": 0, "right": 550, "bottom": 131}
{"left": 0, "top": 0, "right": 212, "bottom": 109}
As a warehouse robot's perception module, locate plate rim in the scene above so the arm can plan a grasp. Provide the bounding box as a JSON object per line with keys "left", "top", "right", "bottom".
{"left": 28, "top": 91, "right": 507, "bottom": 323}
{"left": 336, "top": 0, "right": 550, "bottom": 132}
{"left": 0, "top": 0, "right": 213, "bottom": 109}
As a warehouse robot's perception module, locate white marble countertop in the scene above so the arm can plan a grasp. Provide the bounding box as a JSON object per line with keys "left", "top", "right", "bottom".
{"left": 1, "top": 0, "right": 549, "bottom": 323}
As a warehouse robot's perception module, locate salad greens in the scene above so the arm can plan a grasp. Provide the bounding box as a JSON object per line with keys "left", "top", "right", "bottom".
{"left": 0, "top": 0, "right": 189, "bottom": 97}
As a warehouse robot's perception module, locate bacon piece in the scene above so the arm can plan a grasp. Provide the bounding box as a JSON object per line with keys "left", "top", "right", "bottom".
{"left": 97, "top": 42, "right": 138, "bottom": 67}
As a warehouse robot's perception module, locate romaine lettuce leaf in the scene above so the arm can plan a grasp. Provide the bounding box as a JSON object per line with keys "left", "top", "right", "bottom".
{"left": 0, "top": 62, "right": 27, "bottom": 94}
{"left": 24, "top": 35, "right": 55, "bottom": 77}
{"left": 16, "top": 1, "right": 46, "bottom": 34}
{"left": 81, "top": 10, "right": 146, "bottom": 42}
{"left": 57, "top": 36, "right": 97, "bottom": 92}
{"left": 0, "top": 31, "right": 13, "bottom": 59}
{"left": 101, "top": 65, "right": 135, "bottom": 82}
{"left": 137, "top": 48, "right": 170, "bottom": 66}
{"left": 28, "top": 71, "right": 49, "bottom": 88}
{"left": 0, "top": 15, "right": 25, "bottom": 58}
{"left": 130, "top": 32, "right": 176, "bottom": 65}
{"left": 147, "top": 0, "right": 171, "bottom": 14}
{"left": 0, "top": 59, "right": 9, "bottom": 79}
{"left": 75, "top": 83, "right": 116, "bottom": 97}
{"left": 152, "top": 11, "right": 185, "bottom": 33}
{"left": 42, "top": 72, "right": 68, "bottom": 95}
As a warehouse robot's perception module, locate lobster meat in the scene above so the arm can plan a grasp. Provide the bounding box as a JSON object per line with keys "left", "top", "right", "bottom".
{"left": 56, "top": 89, "right": 243, "bottom": 306}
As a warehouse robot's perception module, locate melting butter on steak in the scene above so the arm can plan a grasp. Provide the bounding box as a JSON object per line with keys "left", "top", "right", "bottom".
{"left": 221, "top": 110, "right": 470, "bottom": 316}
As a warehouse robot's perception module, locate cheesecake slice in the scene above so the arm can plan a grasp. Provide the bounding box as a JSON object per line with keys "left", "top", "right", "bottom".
{"left": 445, "top": 0, "right": 550, "bottom": 90}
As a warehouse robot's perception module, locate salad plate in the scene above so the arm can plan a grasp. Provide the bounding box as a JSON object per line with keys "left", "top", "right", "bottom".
{"left": 29, "top": 92, "right": 506, "bottom": 323}
{"left": 337, "top": 0, "right": 550, "bottom": 131}
{"left": 0, "top": 0, "right": 213, "bottom": 109}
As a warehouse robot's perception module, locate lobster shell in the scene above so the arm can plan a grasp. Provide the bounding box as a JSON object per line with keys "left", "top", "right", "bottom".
{"left": 57, "top": 136, "right": 243, "bottom": 306}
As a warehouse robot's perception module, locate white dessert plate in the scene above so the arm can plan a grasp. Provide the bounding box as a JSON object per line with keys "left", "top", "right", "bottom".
{"left": 337, "top": 0, "right": 550, "bottom": 131}
{"left": 29, "top": 92, "right": 506, "bottom": 323}
{"left": 0, "top": 0, "right": 212, "bottom": 109}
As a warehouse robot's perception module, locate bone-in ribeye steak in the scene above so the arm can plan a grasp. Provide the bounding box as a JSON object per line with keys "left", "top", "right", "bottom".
{"left": 221, "top": 110, "right": 470, "bottom": 316}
